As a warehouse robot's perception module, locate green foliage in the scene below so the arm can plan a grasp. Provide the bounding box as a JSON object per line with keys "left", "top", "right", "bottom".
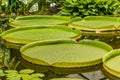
{"left": 60, "top": 0, "right": 120, "bottom": 17}
{"left": 28, "top": 0, "right": 45, "bottom": 10}
{"left": 1, "top": 0, "right": 29, "bottom": 15}
{"left": 0, "top": 0, "right": 58, "bottom": 15}
{"left": 0, "top": 69, "right": 44, "bottom": 80}
{"left": 19, "top": 69, "right": 34, "bottom": 74}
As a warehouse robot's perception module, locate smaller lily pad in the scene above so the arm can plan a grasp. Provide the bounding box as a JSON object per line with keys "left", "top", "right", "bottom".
{"left": 69, "top": 16, "right": 120, "bottom": 31}
{"left": 0, "top": 70, "right": 5, "bottom": 77}
{"left": 21, "top": 74, "right": 32, "bottom": 80}
{"left": 31, "top": 73, "right": 45, "bottom": 78}
{"left": 4, "top": 70, "right": 18, "bottom": 74}
{"left": 19, "top": 69, "right": 34, "bottom": 74}
{"left": 6, "top": 73, "right": 19, "bottom": 78}
{"left": 103, "top": 49, "right": 120, "bottom": 78}
{"left": 50, "top": 78, "right": 83, "bottom": 80}
{"left": 6, "top": 76, "right": 21, "bottom": 80}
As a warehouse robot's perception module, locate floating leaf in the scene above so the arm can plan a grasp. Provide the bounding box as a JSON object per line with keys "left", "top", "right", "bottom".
{"left": 69, "top": 16, "right": 120, "bottom": 31}
{"left": 4, "top": 70, "right": 18, "bottom": 74}
{"left": 103, "top": 49, "right": 120, "bottom": 78}
{"left": 9, "top": 15, "right": 70, "bottom": 28}
{"left": 1, "top": 26, "right": 81, "bottom": 45}
{"left": 20, "top": 39, "right": 112, "bottom": 74}
{"left": 6, "top": 73, "right": 19, "bottom": 78}
{"left": 21, "top": 74, "right": 32, "bottom": 80}
{"left": 19, "top": 69, "right": 34, "bottom": 74}
{"left": 50, "top": 78, "right": 83, "bottom": 80}
{"left": 30, "top": 78, "right": 42, "bottom": 80}
{"left": 0, "top": 70, "right": 5, "bottom": 77}
{"left": 6, "top": 76, "right": 21, "bottom": 80}
{"left": 31, "top": 73, "right": 45, "bottom": 78}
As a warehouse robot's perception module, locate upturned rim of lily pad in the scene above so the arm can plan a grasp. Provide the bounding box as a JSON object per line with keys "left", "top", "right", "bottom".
{"left": 69, "top": 16, "right": 120, "bottom": 31}
{"left": 9, "top": 15, "right": 71, "bottom": 28}
{"left": 1, "top": 25, "right": 81, "bottom": 44}
{"left": 20, "top": 39, "right": 112, "bottom": 68}
{"left": 103, "top": 49, "right": 120, "bottom": 78}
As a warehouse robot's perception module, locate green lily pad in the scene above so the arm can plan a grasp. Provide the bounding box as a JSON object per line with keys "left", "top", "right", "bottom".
{"left": 50, "top": 78, "right": 83, "bottom": 80}
{"left": 0, "top": 70, "right": 5, "bottom": 77}
{"left": 21, "top": 74, "right": 43, "bottom": 80}
{"left": 103, "top": 49, "right": 120, "bottom": 78}
{"left": 21, "top": 39, "right": 112, "bottom": 70}
{"left": 19, "top": 69, "right": 34, "bottom": 74}
{"left": 6, "top": 76, "right": 21, "bottom": 80}
{"left": 21, "top": 74, "right": 32, "bottom": 80}
{"left": 9, "top": 15, "right": 70, "bottom": 28}
{"left": 31, "top": 73, "right": 45, "bottom": 78}
{"left": 69, "top": 16, "right": 120, "bottom": 31}
{"left": 1, "top": 26, "right": 81, "bottom": 45}
{"left": 4, "top": 70, "right": 18, "bottom": 74}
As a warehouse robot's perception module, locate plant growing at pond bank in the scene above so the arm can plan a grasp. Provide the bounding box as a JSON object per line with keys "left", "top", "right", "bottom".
{"left": 0, "top": 69, "right": 44, "bottom": 80}
{"left": 60, "top": 0, "right": 120, "bottom": 17}
{"left": 1, "top": 0, "right": 60, "bottom": 15}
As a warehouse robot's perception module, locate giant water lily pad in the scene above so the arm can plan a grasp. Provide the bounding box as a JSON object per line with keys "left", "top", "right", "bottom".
{"left": 103, "top": 49, "right": 120, "bottom": 78}
{"left": 50, "top": 78, "right": 83, "bottom": 80}
{"left": 69, "top": 16, "right": 120, "bottom": 31}
{"left": 1, "top": 26, "right": 80, "bottom": 49}
{"left": 20, "top": 39, "right": 112, "bottom": 73}
{"left": 9, "top": 15, "right": 70, "bottom": 28}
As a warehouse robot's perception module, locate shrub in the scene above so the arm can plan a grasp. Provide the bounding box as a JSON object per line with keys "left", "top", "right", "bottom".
{"left": 59, "top": 0, "right": 120, "bottom": 17}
